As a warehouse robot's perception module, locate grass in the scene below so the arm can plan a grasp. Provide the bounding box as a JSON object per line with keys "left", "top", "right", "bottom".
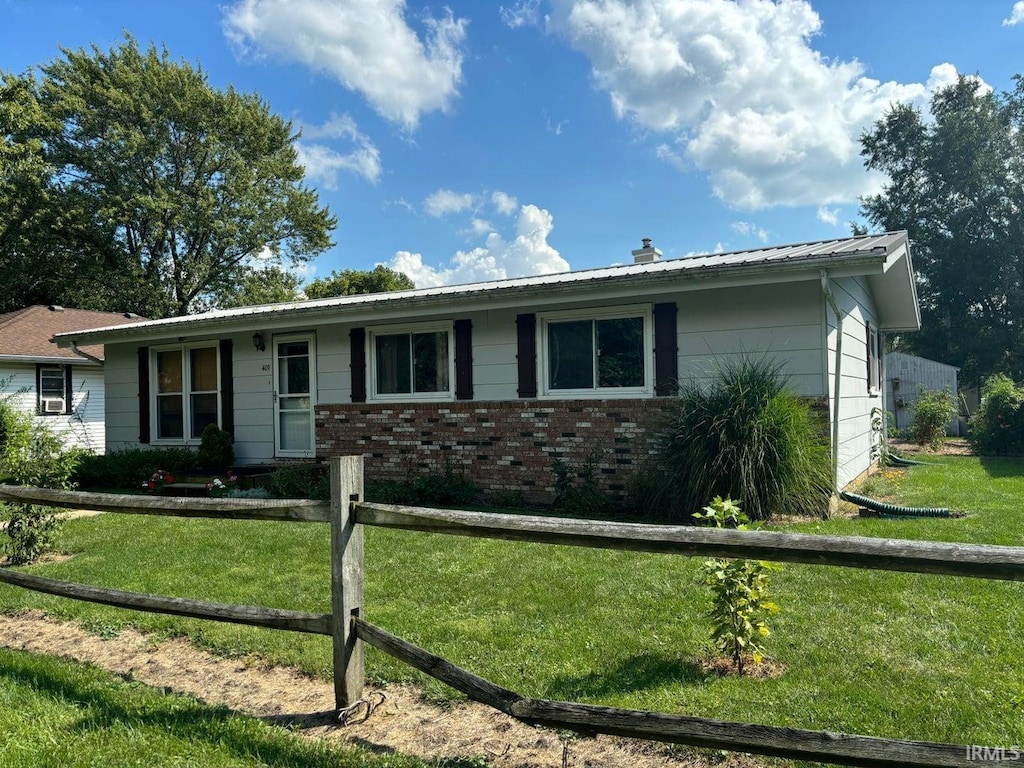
{"left": 1, "top": 455, "right": 1023, "bottom": 751}
{"left": 0, "top": 645, "right": 440, "bottom": 768}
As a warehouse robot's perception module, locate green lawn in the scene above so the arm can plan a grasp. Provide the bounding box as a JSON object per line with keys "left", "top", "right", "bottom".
{"left": 1, "top": 455, "right": 1022, "bottom": 749}
{"left": 0, "top": 646, "right": 438, "bottom": 768}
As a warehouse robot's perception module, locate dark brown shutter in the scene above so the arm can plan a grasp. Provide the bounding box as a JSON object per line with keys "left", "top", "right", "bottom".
{"left": 350, "top": 327, "right": 366, "bottom": 403}
{"left": 219, "top": 339, "right": 234, "bottom": 440}
{"left": 138, "top": 346, "right": 150, "bottom": 444}
{"left": 454, "top": 319, "right": 473, "bottom": 400}
{"left": 34, "top": 363, "right": 42, "bottom": 414}
{"left": 653, "top": 302, "right": 678, "bottom": 396}
{"left": 516, "top": 313, "right": 537, "bottom": 398}
{"left": 64, "top": 365, "right": 73, "bottom": 414}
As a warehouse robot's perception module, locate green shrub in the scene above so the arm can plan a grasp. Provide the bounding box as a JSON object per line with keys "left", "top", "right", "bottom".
{"left": 363, "top": 469, "right": 479, "bottom": 507}
{"left": 268, "top": 463, "right": 325, "bottom": 499}
{"left": 647, "top": 356, "right": 832, "bottom": 522}
{"left": 910, "top": 389, "right": 957, "bottom": 449}
{"left": 969, "top": 374, "right": 1024, "bottom": 456}
{"left": 0, "top": 399, "right": 82, "bottom": 564}
{"left": 693, "top": 497, "right": 778, "bottom": 675}
{"left": 551, "top": 455, "right": 611, "bottom": 517}
{"left": 72, "top": 447, "right": 200, "bottom": 490}
{"left": 197, "top": 424, "right": 234, "bottom": 468}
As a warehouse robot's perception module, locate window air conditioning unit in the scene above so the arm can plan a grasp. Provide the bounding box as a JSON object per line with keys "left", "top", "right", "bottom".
{"left": 42, "top": 398, "right": 65, "bottom": 414}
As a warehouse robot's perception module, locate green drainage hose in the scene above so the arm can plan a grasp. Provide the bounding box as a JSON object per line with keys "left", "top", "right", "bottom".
{"left": 885, "top": 453, "right": 933, "bottom": 467}
{"left": 839, "top": 490, "right": 952, "bottom": 518}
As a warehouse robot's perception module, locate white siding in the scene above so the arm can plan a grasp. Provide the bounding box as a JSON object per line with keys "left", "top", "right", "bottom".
{"left": 825, "top": 276, "right": 881, "bottom": 488}
{"left": 0, "top": 362, "right": 107, "bottom": 453}
{"left": 674, "top": 281, "right": 825, "bottom": 396}
{"left": 884, "top": 352, "right": 959, "bottom": 435}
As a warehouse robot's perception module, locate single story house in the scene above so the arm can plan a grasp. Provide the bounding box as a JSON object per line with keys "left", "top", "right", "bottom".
{"left": 53, "top": 231, "right": 919, "bottom": 501}
{"left": 884, "top": 351, "right": 960, "bottom": 436}
{"left": 0, "top": 305, "right": 143, "bottom": 452}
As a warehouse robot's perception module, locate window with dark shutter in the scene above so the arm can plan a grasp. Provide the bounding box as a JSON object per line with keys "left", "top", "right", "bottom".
{"left": 138, "top": 346, "right": 150, "bottom": 443}
{"left": 454, "top": 319, "right": 473, "bottom": 400}
{"left": 653, "top": 302, "right": 678, "bottom": 396}
{"left": 516, "top": 313, "right": 537, "bottom": 398}
{"left": 219, "top": 339, "right": 234, "bottom": 440}
{"left": 350, "top": 327, "right": 366, "bottom": 403}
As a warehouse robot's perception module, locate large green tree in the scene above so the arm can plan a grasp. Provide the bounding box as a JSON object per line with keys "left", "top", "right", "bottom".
{"left": 0, "top": 36, "right": 336, "bottom": 318}
{"left": 860, "top": 75, "right": 1024, "bottom": 385}
{"left": 304, "top": 265, "right": 415, "bottom": 299}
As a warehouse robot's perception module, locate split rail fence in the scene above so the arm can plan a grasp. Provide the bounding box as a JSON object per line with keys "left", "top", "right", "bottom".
{"left": 2, "top": 455, "right": 1023, "bottom": 767}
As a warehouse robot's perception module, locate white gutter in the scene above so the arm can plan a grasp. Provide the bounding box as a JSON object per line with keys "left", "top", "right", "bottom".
{"left": 821, "top": 270, "right": 843, "bottom": 492}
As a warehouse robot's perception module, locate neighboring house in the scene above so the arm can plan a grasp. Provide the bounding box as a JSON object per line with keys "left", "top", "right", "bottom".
{"left": 53, "top": 231, "right": 920, "bottom": 500}
{"left": 884, "top": 351, "right": 960, "bottom": 436}
{"left": 0, "top": 305, "right": 143, "bottom": 452}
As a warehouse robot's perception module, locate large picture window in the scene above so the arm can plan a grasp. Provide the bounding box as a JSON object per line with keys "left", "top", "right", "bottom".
{"left": 369, "top": 324, "right": 453, "bottom": 400}
{"left": 153, "top": 344, "right": 220, "bottom": 441}
{"left": 541, "top": 307, "right": 652, "bottom": 397}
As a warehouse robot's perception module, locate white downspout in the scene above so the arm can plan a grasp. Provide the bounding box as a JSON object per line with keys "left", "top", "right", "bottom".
{"left": 821, "top": 270, "right": 842, "bottom": 493}
{"left": 69, "top": 340, "right": 104, "bottom": 366}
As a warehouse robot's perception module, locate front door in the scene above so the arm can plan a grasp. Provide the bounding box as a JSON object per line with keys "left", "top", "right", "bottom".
{"left": 273, "top": 334, "right": 316, "bottom": 457}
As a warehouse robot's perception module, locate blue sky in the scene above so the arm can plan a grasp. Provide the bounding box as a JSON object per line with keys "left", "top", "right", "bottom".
{"left": 2, "top": 0, "right": 1022, "bottom": 288}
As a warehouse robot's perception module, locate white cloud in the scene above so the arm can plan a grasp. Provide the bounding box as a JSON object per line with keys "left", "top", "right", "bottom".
{"left": 1004, "top": 2, "right": 1024, "bottom": 25}
{"left": 501, "top": 0, "right": 542, "bottom": 29}
{"left": 731, "top": 221, "right": 769, "bottom": 242}
{"left": 548, "top": 0, "right": 961, "bottom": 209}
{"left": 491, "top": 190, "right": 519, "bottom": 216}
{"left": 816, "top": 206, "right": 840, "bottom": 226}
{"left": 424, "top": 189, "right": 477, "bottom": 217}
{"left": 223, "top": 0, "right": 467, "bottom": 129}
{"left": 388, "top": 204, "right": 569, "bottom": 287}
{"left": 296, "top": 113, "right": 381, "bottom": 186}
{"left": 467, "top": 218, "right": 494, "bottom": 235}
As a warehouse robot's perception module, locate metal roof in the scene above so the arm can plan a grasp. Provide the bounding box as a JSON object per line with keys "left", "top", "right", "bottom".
{"left": 53, "top": 231, "right": 913, "bottom": 344}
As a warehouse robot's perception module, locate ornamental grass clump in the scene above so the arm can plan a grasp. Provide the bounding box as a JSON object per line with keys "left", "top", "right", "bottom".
{"left": 646, "top": 356, "right": 832, "bottom": 521}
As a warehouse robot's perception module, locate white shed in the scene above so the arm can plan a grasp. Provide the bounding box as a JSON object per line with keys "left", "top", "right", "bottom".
{"left": 884, "top": 351, "right": 960, "bottom": 436}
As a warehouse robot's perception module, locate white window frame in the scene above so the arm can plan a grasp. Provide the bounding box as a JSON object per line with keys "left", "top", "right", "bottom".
{"left": 539, "top": 304, "right": 654, "bottom": 399}
{"left": 367, "top": 321, "right": 455, "bottom": 402}
{"left": 38, "top": 366, "right": 67, "bottom": 416}
{"left": 150, "top": 342, "right": 221, "bottom": 445}
{"left": 867, "top": 322, "right": 881, "bottom": 396}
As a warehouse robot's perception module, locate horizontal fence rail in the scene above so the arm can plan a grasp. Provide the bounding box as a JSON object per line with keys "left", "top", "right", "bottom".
{"left": 355, "top": 502, "right": 1024, "bottom": 581}
{"left": 354, "top": 617, "right": 970, "bottom": 768}
{"left": 0, "top": 568, "right": 332, "bottom": 635}
{"left": 0, "top": 485, "right": 331, "bottom": 523}
{"left": 0, "top": 463, "right": 1014, "bottom": 767}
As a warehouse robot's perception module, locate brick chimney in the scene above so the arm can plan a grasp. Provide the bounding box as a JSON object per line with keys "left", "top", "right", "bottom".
{"left": 631, "top": 237, "right": 661, "bottom": 264}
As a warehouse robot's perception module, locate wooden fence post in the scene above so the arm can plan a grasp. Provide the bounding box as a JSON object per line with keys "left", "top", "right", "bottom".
{"left": 330, "top": 455, "right": 364, "bottom": 709}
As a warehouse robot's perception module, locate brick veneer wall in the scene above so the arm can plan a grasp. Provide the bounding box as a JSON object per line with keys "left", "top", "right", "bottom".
{"left": 315, "top": 399, "right": 673, "bottom": 504}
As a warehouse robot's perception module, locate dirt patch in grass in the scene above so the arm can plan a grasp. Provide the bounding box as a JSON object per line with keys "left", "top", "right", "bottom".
{"left": 889, "top": 438, "right": 972, "bottom": 456}
{"left": 699, "top": 655, "right": 785, "bottom": 681}
{"left": 0, "top": 611, "right": 761, "bottom": 768}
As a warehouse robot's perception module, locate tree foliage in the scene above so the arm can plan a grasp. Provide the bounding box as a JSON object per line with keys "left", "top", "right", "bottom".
{"left": 860, "top": 75, "right": 1024, "bottom": 385}
{"left": 0, "top": 36, "right": 336, "bottom": 318}
{"left": 304, "top": 265, "right": 415, "bottom": 299}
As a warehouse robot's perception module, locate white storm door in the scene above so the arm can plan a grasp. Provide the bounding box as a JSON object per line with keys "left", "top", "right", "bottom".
{"left": 273, "top": 334, "right": 316, "bottom": 457}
